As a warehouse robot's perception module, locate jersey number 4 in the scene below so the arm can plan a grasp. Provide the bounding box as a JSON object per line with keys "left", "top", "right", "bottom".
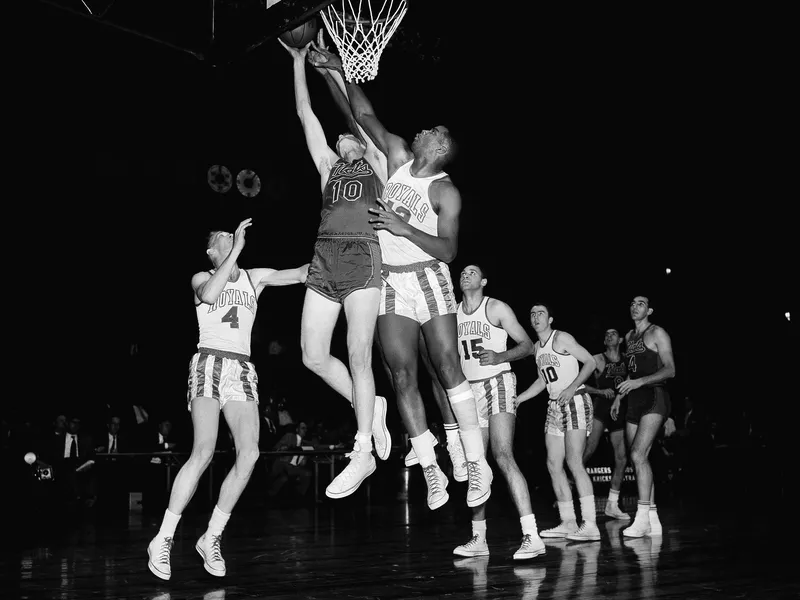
{"left": 221, "top": 307, "right": 239, "bottom": 329}
{"left": 627, "top": 354, "right": 637, "bottom": 373}
{"left": 461, "top": 338, "right": 484, "bottom": 360}
{"left": 540, "top": 366, "right": 559, "bottom": 383}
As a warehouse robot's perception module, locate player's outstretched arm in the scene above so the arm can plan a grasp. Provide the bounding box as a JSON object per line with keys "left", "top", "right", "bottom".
{"left": 280, "top": 39, "right": 338, "bottom": 187}
{"left": 250, "top": 264, "right": 309, "bottom": 297}
{"left": 308, "top": 44, "right": 410, "bottom": 167}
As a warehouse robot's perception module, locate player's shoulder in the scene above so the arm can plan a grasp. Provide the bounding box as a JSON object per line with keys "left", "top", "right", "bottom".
{"left": 593, "top": 351, "right": 606, "bottom": 364}
{"left": 191, "top": 270, "right": 211, "bottom": 286}
{"left": 648, "top": 324, "right": 671, "bottom": 340}
{"left": 553, "top": 329, "right": 576, "bottom": 348}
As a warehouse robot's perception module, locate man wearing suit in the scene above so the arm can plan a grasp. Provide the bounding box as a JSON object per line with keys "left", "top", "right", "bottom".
{"left": 48, "top": 415, "right": 96, "bottom": 508}
{"left": 267, "top": 421, "right": 312, "bottom": 501}
{"left": 95, "top": 415, "right": 132, "bottom": 514}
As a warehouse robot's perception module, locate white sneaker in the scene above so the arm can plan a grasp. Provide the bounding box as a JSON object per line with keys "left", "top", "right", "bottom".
{"left": 372, "top": 395, "right": 391, "bottom": 461}
{"left": 604, "top": 503, "right": 631, "bottom": 520}
{"left": 465, "top": 458, "right": 493, "bottom": 508}
{"left": 422, "top": 463, "right": 449, "bottom": 510}
{"left": 447, "top": 435, "right": 468, "bottom": 482}
{"left": 404, "top": 431, "right": 438, "bottom": 467}
{"left": 513, "top": 533, "right": 546, "bottom": 560}
{"left": 623, "top": 517, "right": 652, "bottom": 538}
{"left": 147, "top": 535, "right": 173, "bottom": 580}
{"left": 196, "top": 532, "right": 226, "bottom": 577}
{"left": 453, "top": 533, "right": 489, "bottom": 557}
{"left": 539, "top": 521, "right": 579, "bottom": 538}
{"left": 565, "top": 522, "right": 601, "bottom": 542}
{"left": 649, "top": 510, "right": 663, "bottom": 535}
{"left": 326, "top": 447, "right": 376, "bottom": 499}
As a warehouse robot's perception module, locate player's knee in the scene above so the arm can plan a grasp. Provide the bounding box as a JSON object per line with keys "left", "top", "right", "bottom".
{"left": 565, "top": 453, "right": 584, "bottom": 474}
{"left": 192, "top": 444, "right": 216, "bottom": 468}
{"left": 347, "top": 344, "right": 372, "bottom": 373}
{"left": 630, "top": 447, "right": 649, "bottom": 467}
{"left": 493, "top": 448, "right": 516, "bottom": 473}
{"left": 546, "top": 455, "right": 564, "bottom": 475}
{"left": 391, "top": 366, "right": 417, "bottom": 393}
{"left": 301, "top": 345, "right": 327, "bottom": 373}
{"left": 434, "top": 357, "right": 461, "bottom": 388}
{"left": 235, "top": 446, "right": 260, "bottom": 471}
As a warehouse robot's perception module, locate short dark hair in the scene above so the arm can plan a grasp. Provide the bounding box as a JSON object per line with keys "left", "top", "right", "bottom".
{"left": 441, "top": 129, "right": 459, "bottom": 166}
{"left": 462, "top": 263, "right": 488, "bottom": 280}
{"left": 531, "top": 302, "right": 554, "bottom": 320}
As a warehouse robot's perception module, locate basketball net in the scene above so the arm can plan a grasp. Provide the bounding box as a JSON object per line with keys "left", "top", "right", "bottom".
{"left": 320, "top": 0, "right": 408, "bottom": 83}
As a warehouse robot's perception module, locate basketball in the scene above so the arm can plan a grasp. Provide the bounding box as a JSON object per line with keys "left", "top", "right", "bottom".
{"left": 280, "top": 17, "right": 319, "bottom": 49}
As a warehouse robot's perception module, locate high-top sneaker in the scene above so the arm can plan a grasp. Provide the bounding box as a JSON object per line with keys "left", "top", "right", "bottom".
{"left": 422, "top": 463, "right": 449, "bottom": 510}
{"left": 447, "top": 435, "right": 468, "bottom": 482}
{"left": 405, "top": 431, "right": 438, "bottom": 466}
{"left": 539, "top": 521, "right": 579, "bottom": 538}
{"left": 147, "top": 535, "right": 173, "bottom": 580}
{"left": 196, "top": 532, "right": 226, "bottom": 577}
{"left": 453, "top": 533, "right": 489, "bottom": 557}
{"left": 465, "top": 458, "right": 493, "bottom": 507}
{"left": 604, "top": 503, "right": 631, "bottom": 520}
{"left": 513, "top": 533, "right": 546, "bottom": 560}
{"left": 565, "top": 522, "right": 601, "bottom": 542}
{"left": 649, "top": 509, "right": 663, "bottom": 535}
{"left": 326, "top": 444, "right": 376, "bottom": 499}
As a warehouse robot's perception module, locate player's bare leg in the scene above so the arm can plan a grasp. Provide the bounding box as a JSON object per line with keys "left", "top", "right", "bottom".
{"left": 540, "top": 434, "right": 578, "bottom": 538}
{"left": 624, "top": 414, "right": 665, "bottom": 537}
{"left": 563, "top": 429, "right": 600, "bottom": 542}
{"left": 421, "top": 314, "right": 492, "bottom": 507}
{"left": 326, "top": 288, "right": 382, "bottom": 499}
{"left": 379, "top": 314, "right": 448, "bottom": 509}
{"left": 301, "top": 288, "right": 389, "bottom": 468}
{"left": 604, "top": 429, "right": 631, "bottom": 519}
{"left": 148, "top": 397, "right": 220, "bottom": 580}
{"left": 405, "top": 332, "right": 466, "bottom": 480}
{"left": 195, "top": 401, "right": 260, "bottom": 577}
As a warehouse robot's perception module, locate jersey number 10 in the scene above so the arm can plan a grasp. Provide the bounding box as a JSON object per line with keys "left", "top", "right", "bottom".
{"left": 540, "top": 366, "right": 559, "bottom": 383}
{"left": 330, "top": 179, "right": 363, "bottom": 203}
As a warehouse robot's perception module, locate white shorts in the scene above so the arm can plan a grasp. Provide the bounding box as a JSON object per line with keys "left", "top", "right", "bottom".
{"left": 471, "top": 371, "right": 517, "bottom": 429}
{"left": 187, "top": 347, "right": 259, "bottom": 411}
{"left": 380, "top": 260, "right": 457, "bottom": 325}
{"left": 544, "top": 392, "right": 593, "bottom": 437}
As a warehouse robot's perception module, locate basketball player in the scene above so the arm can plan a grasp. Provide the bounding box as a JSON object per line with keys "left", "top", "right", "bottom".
{"left": 581, "top": 328, "right": 630, "bottom": 520}
{"left": 450, "top": 265, "right": 545, "bottom": 561}
{"left": 280, "top": 40, "right": 391, "bottom": 499}
{"left": 307, "top": 38, "right": 467, "bottom": 487}
{"left": 516, "top": 303, "right": 601, "bottom": 542}
{"left": 616, "top": 296, "right": 675, "bottom": 537}
{"left": 147, "top": 218, "right": 308, "bottom": 580}
{"left": 310, "top": 46, "right": 493, "bottom": 509}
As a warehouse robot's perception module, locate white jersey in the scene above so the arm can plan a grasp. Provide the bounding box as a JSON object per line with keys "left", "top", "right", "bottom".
{"left": 535, "top": 330, "right": 584, "bottom": 400}
{"left": 379, "top": 160, "right": 448, "bottom": 266}
{"left": 196, "top": 269, "right": 258, "bottom": 357}
{"left": 457, "top": 297, "right": 510, "bottom": 381}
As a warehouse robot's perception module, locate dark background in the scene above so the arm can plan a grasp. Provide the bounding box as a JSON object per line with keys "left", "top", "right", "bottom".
{"left": 17, "top": 2, "right": 792, "bottom": 434}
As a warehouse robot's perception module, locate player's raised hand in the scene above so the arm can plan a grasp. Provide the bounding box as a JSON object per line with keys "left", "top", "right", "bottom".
{"left": 233, "top": 218, "right": 253, "bottom": 253}
{"left": 278, "top": 38, "right": 311, "bottom": 61}
{"left": 308, "top": 42, "right": 342, "bottom": 71}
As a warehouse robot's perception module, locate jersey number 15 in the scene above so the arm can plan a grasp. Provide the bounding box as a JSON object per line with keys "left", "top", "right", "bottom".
{"left": 461, "top": 338, "right": 484, "bottom": 360}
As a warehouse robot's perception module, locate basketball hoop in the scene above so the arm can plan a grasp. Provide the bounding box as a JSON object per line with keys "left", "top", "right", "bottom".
{"left": 320, "top": 0, "right": 408, "bottom": 83}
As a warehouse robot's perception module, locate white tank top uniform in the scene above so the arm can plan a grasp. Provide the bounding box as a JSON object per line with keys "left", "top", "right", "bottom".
{"left": 457, "top": 297, "right": 510, "bottom": 381}
{"left": 196, "top": 269, "right": 258, "bottom": 357}
{"left": 535, "top": 330, "right": 585, "bottom": 399}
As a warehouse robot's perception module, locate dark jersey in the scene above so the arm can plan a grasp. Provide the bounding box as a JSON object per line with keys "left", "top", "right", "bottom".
{"left": 625, "top": 324, "right": 662, "bottom": 385}
{"left": 597, "top": 353, "right": 627, "bottom": 390}
{"left": 318, "top": 158, "right": 383, "bottom": 238}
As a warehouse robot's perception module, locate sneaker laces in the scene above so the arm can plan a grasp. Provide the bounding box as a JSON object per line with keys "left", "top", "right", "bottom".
{"left": 337, "top": 450, "right": 367, "bottom": 484}
{"left": 448, "top": 440, "right": 465, "bottom": 466}
{"left": 157, "top": 537, "right": 173, "bottom": 563}
{"left": 518, "top": 534, "right": 533, "bottom": 549}
{"left": 423, "top": 465, "right": 443, "bottom": 495}
{"left": 207, "top": 534, "right": 223, "bottom": 562}
{"left": 466, "top": 461, "right": 483, "bottom": 492}
{"left": 462, "top": 534, "right": 483, "bottom": 549}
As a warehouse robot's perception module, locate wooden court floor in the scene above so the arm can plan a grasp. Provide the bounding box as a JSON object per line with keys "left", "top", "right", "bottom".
{"left": 3, "top": 463, "right": 795, "bottom": 600}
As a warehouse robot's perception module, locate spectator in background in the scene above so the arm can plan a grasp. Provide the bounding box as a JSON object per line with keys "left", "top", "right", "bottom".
{"left": 45, "top": 414, "right": 97, "bottom": 509}
{"left": 267, "top": 421, "right": 313, "bottom": 502}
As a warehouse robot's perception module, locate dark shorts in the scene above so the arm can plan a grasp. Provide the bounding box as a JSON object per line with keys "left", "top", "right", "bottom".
{"left": 306, "top": 235, "right": 382, "bottom": 303}
{"left": 593, "top": 395, "right": 626, "bottom": 432}
{"left": 626, "top": 386, "right": 671, "bottom": 425}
